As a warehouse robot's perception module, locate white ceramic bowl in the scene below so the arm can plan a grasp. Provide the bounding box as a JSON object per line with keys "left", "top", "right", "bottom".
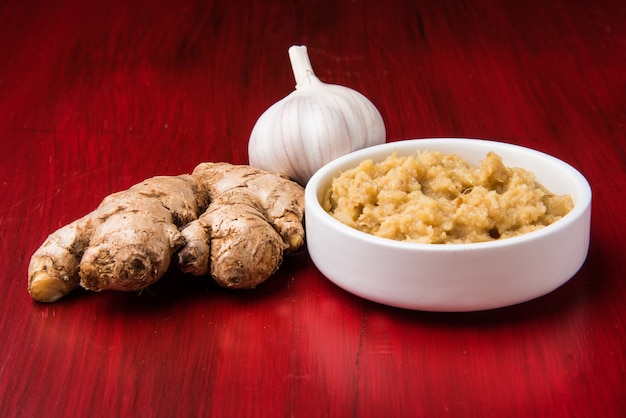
{"left": 305, "top": 138, "right": 592, "bottom": 312}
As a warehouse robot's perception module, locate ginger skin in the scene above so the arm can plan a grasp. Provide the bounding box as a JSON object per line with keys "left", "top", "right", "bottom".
{"left": 28, "top": 163, "right": 305, "bottom": 303}
{"left": 178, "top": 163, "right": 305, "bottom": 288}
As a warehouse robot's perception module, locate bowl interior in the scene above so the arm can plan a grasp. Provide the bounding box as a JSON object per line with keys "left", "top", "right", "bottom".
{"left": 310, "top": 138, "right": 590, "bottom": 228}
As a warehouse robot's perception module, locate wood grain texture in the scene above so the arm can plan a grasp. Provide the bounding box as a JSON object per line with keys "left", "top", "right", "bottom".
{"left": 1, "top": 0, "right": 625, "bottom": 416}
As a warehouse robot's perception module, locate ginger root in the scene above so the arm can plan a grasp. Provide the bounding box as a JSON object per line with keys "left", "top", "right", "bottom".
{"left": 28, "top": 163, "right": 305, "bottom": 303}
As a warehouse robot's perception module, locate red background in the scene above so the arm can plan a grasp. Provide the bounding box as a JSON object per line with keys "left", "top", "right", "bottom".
{"left": 1, "top": 0, "right": 624, "bottom": 416}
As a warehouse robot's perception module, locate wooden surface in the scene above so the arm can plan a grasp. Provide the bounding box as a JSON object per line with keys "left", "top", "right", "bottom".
{"left": 1, "top": 0, "right": 625, "bottom": 416}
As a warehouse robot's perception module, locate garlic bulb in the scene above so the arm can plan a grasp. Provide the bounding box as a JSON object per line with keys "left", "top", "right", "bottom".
{"left": 248, "top": 45, "right": 386, "bottom": 185}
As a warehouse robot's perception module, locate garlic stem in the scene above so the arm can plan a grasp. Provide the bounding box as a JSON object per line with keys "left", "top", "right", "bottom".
{"left": 288, "top": 45, "right": 320, "bottom": 88}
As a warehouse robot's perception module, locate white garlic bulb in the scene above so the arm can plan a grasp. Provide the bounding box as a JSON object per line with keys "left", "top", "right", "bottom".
{"left": 248, "top": 45, "right": 386, "bottom": 185}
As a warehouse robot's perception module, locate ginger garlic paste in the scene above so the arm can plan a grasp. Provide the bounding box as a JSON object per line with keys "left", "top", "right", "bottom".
{"left": 323, "top": 151, "right": 574, "bottom": 244}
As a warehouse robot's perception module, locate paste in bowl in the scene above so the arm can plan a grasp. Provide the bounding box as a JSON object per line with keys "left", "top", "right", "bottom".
{"left": 323, "top": 150, "right": 573, "bottom": 244}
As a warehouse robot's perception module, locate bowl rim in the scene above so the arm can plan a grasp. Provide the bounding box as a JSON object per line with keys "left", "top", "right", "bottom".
{"left": 305, "top": 137, "right": 592, "bottom": 252}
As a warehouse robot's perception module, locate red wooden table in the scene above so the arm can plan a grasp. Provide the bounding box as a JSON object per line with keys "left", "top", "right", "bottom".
{"left": 1, "top": 0, "right": 625, "bottom": 416}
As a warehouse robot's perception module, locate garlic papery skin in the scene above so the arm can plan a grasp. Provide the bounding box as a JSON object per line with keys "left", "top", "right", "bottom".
{"left": 248, "top": 45, "right": 386, "bottom": 185}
